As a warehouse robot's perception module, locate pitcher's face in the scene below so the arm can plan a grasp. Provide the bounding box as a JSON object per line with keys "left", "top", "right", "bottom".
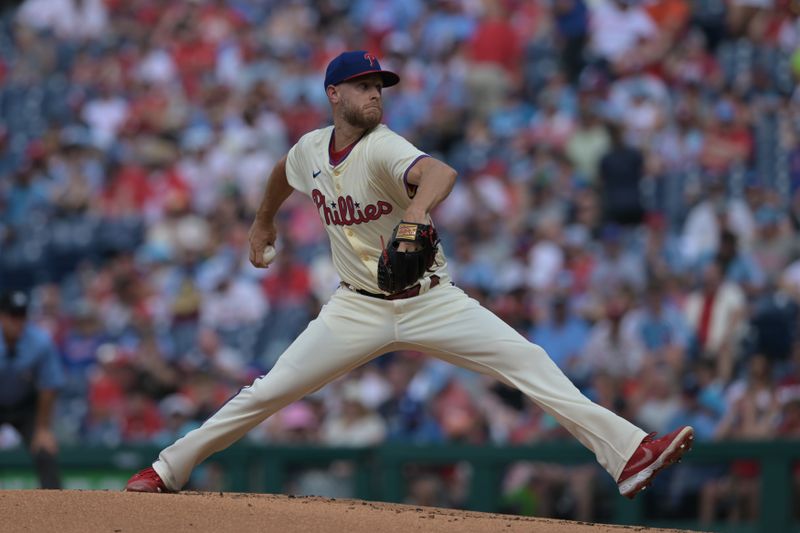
{"left": 329, "top": 74, "right": 384, "bottom": 130}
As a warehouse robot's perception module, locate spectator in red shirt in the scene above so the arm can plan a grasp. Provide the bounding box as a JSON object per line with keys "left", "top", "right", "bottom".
{"left": 261, "top": 245, "right": 312, "bottom": 309}
{"left": 465, "top": 3, "right": 522, "bottom": 117}
{"left": 281, "top": 94, "right": 326, "bottom": 145}
{"left": 699, "top": 99, "right": 753, "bottom": 176}
{"left": 122, "top": 390, "right": 164, "bottom": 443}
{"left": 171, "top": 22, "right": 217, "bottom": 99}
{"left": 101, "top": 161, "right": 152, "bottom": 218}
{"left": 468, "top": 2, "right": 522, "bottom": 77}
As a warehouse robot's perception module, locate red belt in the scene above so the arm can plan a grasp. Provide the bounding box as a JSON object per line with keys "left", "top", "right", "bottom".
{"left": 345, "top": 275, "right": 440, "bottom": 300}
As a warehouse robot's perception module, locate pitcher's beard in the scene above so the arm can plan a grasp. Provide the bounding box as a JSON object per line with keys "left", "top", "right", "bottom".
{"left": 343, "top": 103, "right": 382, "bottom": 130}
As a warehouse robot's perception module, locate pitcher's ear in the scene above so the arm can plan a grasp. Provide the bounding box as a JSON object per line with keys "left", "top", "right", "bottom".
{"left": 326, "top": 85, "right": 338, "bottom": 103}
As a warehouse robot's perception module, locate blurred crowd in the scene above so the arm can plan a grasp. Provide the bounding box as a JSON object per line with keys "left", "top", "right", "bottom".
{"left": 2, "top": 0, "right": 800, "bottom": 522}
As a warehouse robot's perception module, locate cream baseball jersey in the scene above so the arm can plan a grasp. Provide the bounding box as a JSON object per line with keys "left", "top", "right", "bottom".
{"left": 285, "top": 124, "right": 449, "bottom": 293}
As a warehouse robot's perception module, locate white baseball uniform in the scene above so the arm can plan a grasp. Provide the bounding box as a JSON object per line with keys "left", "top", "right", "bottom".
{"left": 151, "top": 124, "right": 646, "bottom": 491}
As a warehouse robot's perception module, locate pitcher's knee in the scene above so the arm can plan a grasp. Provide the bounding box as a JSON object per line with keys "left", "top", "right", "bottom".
{"left": 502, "top": 342, "right": 558, "bottom": 374}
{"left": 529, "top": 343, "right": 549, "bottom": 358}
{"left": 245, "top": 373, "right": 307, "bottom": 411}
{"left": 531, "top": 342, "right": 564, "bottom": 366}
{"left": 510, "top": 342, "right": 549, "bottom": 363}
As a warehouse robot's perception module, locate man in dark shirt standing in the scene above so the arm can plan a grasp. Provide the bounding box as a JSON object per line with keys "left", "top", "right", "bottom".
{"left": 599, "top": 122, "right": 645, "bottom": 226}
{"left": 0, "top": 291, "right": 64, "bottom": 489}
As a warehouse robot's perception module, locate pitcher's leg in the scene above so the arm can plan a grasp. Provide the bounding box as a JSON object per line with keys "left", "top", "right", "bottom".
{"left": 154, "top": 290, "right": 394, "bottom": 490}
{"left": 400, "top": 286, "right": 646, "bottom": 480}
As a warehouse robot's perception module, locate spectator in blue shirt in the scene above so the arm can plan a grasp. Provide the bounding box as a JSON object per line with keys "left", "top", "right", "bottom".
{"left": 668, "top": 375, "right": 721, "bottom": 442}
{"left": 630, "top": 280, "right": 690, "bottom": 372}
{"left": 3, "top": 167, "right": 50, "bottom": 229}
{"left": 529, "top": 295, "right": 590, "bottom": 384}
{"left": 554, "top": 0, "right": 589, "bottom": 83}
{"left": 0, "top": 291, "right": 65, "bottom": 489}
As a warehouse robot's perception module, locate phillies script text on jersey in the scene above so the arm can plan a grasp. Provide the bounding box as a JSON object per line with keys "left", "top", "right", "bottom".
{"left": 312, "top": 189, "right": 393, "bottom": 226}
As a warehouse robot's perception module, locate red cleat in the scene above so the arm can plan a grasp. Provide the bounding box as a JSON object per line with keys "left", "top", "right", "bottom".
{"left": 617, "top": 426, "right": 694, "bottom": 499}
{"left": 124, "top": 466, "right": 173, "bottom": 493}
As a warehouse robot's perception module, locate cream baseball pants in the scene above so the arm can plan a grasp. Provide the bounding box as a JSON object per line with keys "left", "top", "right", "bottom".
{"left": 153, "top": 284, "right": 645, "bottom": 490}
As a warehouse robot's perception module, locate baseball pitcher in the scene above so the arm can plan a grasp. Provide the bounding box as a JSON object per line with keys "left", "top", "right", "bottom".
{"left": 125, "top": 51, "right": 693, "bottom": 500}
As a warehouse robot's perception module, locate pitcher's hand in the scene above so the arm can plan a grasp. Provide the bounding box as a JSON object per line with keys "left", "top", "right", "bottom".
{"left": 248, "top": 219, "right": 277, "bottom": 268}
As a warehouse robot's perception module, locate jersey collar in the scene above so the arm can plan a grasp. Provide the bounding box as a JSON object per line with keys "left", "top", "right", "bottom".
{"left": 328, "top": 126, "right": 371, "bottom": 166}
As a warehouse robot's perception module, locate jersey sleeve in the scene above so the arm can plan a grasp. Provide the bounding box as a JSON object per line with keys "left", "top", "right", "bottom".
{"left": 368, "top": 127, "right": 429, "bottom": 197}
{"left": 285, "top": 139, "right": 310, "bottom": 195}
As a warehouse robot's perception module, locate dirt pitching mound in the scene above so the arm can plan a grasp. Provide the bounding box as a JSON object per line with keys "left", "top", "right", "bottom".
{"left": 0, "top": 490, "right": 696, "bottom": 533}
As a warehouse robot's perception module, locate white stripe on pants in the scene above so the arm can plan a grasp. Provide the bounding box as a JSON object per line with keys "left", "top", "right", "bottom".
{"left": 153, "top": 284, "right": 645, "bottom": 491}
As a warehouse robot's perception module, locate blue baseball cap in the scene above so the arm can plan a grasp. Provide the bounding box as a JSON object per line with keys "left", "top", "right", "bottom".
{"left": 324, "top": 51, "right": 400, "bottom": 90}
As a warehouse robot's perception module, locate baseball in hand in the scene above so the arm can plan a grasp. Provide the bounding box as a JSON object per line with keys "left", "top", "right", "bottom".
{"left": 262, "top": 245, "right": 277, "bottom": 265}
